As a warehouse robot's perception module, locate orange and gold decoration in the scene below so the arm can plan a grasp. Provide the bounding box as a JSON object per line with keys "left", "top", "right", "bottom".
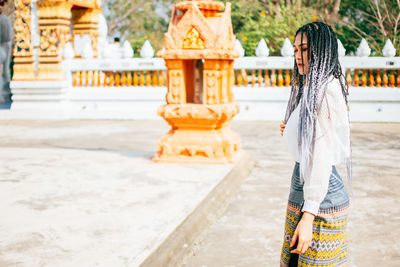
{"left": 153, "top": 0, "right": 242, "bottom": 164}
{"left": 72, "top": 6, "right": 101, "bottom": 58}
{"left": 13, "top": 0, "right": 35, "bottom": 80}
{"left": 37, "top": 0, "right": 72, "bottom": 80}
{"left": 12, "top": 0, "right": 100, "bottom": 81}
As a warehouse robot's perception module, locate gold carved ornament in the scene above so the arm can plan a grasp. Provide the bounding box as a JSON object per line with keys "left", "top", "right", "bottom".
{"left": 13, "top": 0, "right": 33, "bottom": 56}
{"left": 182, "top": 28, "right": 204, "bottom": 49}
{"left": 167, "top": 70, "right": 183, "bottom": 104}
{"left": 205, "top": 72, "right": 220, "bottom": 104}
{"left": 39, "top": 29, "right": 58, "bottom": 55}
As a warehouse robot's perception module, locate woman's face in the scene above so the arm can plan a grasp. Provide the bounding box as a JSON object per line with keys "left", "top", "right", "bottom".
{"left": 294, "top": 33, "right": 309, "bottom": 75}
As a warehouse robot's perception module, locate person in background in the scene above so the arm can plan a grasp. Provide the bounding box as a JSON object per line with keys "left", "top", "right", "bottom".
{"left": 0, "top": 0, "right": 12, "bottom": 102}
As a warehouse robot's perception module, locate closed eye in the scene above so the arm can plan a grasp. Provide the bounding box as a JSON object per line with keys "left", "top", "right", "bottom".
{"left": 294, "top": 47, "right": 308, "bottom": 53}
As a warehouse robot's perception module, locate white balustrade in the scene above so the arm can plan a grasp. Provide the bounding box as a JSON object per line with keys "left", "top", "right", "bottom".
{"left": 71, "top": 58, "right": 166, "bottom": 72}
{"left": 69, "top": 38, "right": 400, "bottom": 89}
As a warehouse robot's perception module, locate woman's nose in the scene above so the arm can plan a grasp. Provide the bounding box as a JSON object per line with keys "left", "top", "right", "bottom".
{"left": 295, "top": 50, "right": 301, "bottom": 59}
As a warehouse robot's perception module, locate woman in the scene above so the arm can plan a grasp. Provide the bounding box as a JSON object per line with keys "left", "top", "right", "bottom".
{"left": 280, "top": 22, "right": 352, "bottom": 266}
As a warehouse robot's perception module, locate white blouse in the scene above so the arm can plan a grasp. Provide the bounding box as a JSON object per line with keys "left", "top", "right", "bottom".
{"left": 283, "top": 77, "right": 351, "bottom": 215}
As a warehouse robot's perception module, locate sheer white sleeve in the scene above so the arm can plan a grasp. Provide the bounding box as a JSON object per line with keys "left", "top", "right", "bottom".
{"left": 302, "top": 79, "right": 348, "bottom": 215}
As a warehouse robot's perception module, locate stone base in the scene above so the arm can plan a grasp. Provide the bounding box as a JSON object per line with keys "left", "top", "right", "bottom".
{"left": 10, "top": 80, "right": 70, "bottom": 119}
{"left": 153, "top": 126, "right": 242, "bottom": 164}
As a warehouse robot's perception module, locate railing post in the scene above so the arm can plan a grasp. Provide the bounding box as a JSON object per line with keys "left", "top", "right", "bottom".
{"left": 243, "top": 70, "right": 248, "bottom": 87}
{"left": 354, "top": 69, "right": 359, "bottom": 87}
{"left": 285, "top": 69, "right": 290, "bottom": 87}
{"left": 258, "top": 70, "right": 262, "bottom": 87}
{"left": 361, "top": 69, "right": 367, "bottom": 87}
{"left": 376, "top": 70, "right": 381, "bottom": 87}
{"left": 369, "top": 69, "right": 374, "bottom": 87}
{"left": 383, "top": 70, "right": 388, "bottom": 87}
{"left": 278, "top": 69, "right": 283, "bottom": 87}
{"left": 390, "top": 70, "right": 395, "bottom": 87}
{"left": 346, "top": 69, "right": 352, "bottom": 87}
{"left": 264, "top": 70, "right": 269, "bottom": 87}
{"left": 271, "top": 70, "right": 276, "bottom": 87}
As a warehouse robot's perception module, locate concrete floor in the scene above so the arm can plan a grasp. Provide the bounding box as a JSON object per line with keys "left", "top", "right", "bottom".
{"left": 0, "top": 120, "right": 399, "bottom": 266}
{"left": 182, "top": 121, "right": 400, "bottom": 267}
{"left": 0, "top": 120, "right": 241, "bottom": 267}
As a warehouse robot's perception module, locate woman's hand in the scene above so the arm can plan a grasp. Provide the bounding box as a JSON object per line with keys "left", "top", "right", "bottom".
{"left": 280, "top": 120, "right": 286, "bottom": 136}
{"left": 290, "top": 212, "right": 315, "bottom": 254}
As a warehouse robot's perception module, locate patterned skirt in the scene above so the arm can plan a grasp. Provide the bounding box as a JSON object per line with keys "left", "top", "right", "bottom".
{"left": 280, "top": 162, "right": 350, "bottom": 267}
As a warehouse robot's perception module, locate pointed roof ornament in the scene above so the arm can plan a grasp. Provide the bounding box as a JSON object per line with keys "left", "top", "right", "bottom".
{"left": 82, "top": 42, "right": 94, "bottom": 59}
{"left": 337, "top": 39, "right": 346, "bottom": 57}
{"left": 140, "top": 40, "right": 154, "bottom": 58}
{"left": 122, "top": 40, "right": 134, "bottom": 58}
{"left": 382, "top": 39, "right": 396, "bottom": 57}
{"left": 255, "top": 38, "right": 269, "bottom": 57}
{"left": 356, "top": 38, "right": 371, "bottom": 57}
{"left": 63, "top": 42, "right": 74, "bottom": 60}
{"left": 281, "top": 38, "right": 294, "bottom": 57}
{"left": 74, "top": 34, "right": 92, "bottom": 57}
{"left": 235, "top": 39, "right": 245, "bottom": 57}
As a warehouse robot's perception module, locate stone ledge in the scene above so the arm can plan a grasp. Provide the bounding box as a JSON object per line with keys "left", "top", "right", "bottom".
{"left": 140, "top": 150, "right": 256, "bottom": 267}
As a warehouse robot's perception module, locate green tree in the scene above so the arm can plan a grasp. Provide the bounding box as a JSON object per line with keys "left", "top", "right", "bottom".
{"left": 227, "top": 0, "right": 316, "bottom": 56}
{"left": 103, "top": 0, "right": 171, "bottom": 55}
{"left": 336, "top": 0, "right": 400, "bottom": 55}
{"left": 227, "top": 0, "right": 399, "bottom": 56}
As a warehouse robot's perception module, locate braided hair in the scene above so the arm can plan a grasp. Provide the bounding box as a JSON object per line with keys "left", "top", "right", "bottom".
{"left": 284, "top": 21, "right": 351, "bottom": 187}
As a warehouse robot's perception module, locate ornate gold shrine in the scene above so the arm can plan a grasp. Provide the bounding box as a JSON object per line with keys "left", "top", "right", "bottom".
{"left": 12, "top": 0, "right": 101, "bottom": 81}
{"left": 153, "top": 0, "right": 242, "bottom": 164}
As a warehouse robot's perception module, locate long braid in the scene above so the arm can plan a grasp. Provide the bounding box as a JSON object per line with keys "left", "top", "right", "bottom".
{"left": 284, "top": 21, "right": 351, "bottom": 187}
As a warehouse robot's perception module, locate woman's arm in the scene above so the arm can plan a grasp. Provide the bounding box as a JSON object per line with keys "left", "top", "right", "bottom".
{"left": 291, "top": 81, "right": 341, "bottom": 254}
{"left": 290, "top": 121, "right": 332, "bottom": 254}
{"left": 302, "top": 117, "right": 333, "bottom": 216}
{"left": 302, "top": 80, "right": 342, "bottom": 215}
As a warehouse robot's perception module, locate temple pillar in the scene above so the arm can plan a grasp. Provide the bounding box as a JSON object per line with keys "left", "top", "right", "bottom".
{"left": 36, "top": 0, "right": 72, "bottom": 80}
{"left": 72, "top": 7, "right": 100, "bottom": 58}
{"left": 12, "top": 0, "right": 35, "bottom": 80}
{"left": 10, "top": 0, "right": 73, "bottom": 117}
